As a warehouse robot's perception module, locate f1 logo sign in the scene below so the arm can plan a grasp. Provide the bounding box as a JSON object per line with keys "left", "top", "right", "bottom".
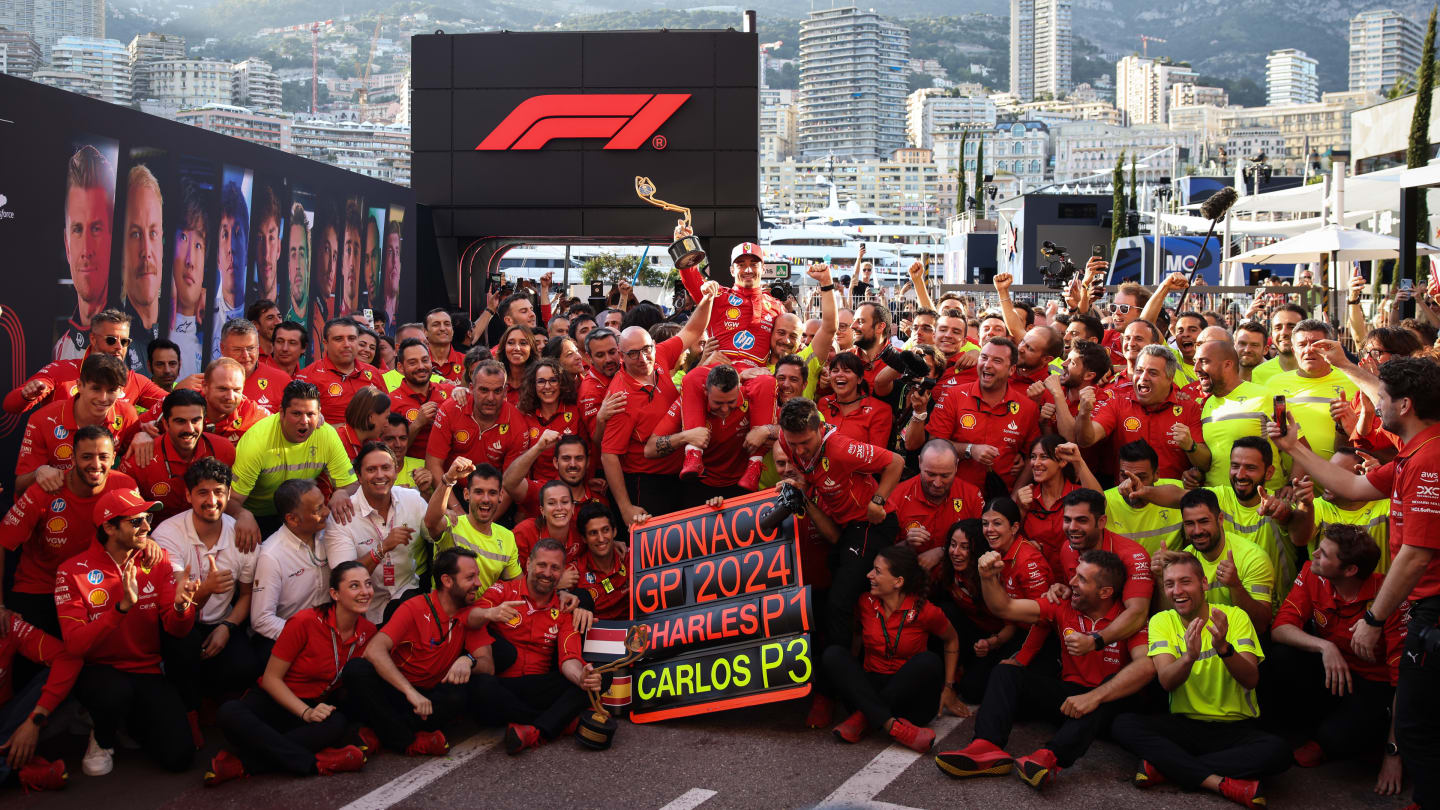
{"left": 475, "top": 93, "right": 690, "bottom": 150}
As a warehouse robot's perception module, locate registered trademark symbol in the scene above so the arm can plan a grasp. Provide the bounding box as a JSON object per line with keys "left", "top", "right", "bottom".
{"left": 652, "top": 135, "right": 667, "bottom": 150}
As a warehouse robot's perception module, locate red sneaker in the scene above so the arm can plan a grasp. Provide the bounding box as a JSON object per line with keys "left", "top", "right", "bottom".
{"left": 887, "top": 718, "right": 935, "bottom": 754}
{"left": 1292, "top": 740, "right": 1324, "bottom": 768}
{"left": 680, "top": 448, "right": 704, "bottom": 480}
{"left": 18, "top": 757, "right": 67, "bottom": 793}
{"left": 356, "top": 726, "right": 381, "bottom": 756}
{"left": 203, "top": 750, "right": 247, "bottom": 787}
{"left": 504, "top": 723, "right": 542, "bottom": 755}
{"left": 1133, "top": 759, "right": 1167, "bottom": 788}
{"left": 806, "top": 694, "right": 834, "bottom": 729}
{"left": 738, "top": 457, "right": 765, "bottom": 491}
{"left": 187, "top": 709, "right": 205, "bottom": 749}
{"left": 316, "top": 745, "right": 367, "bottom": 775}
{"left": 1218, "top": 777, "right": 1265, "bottom": 808}
{"left": 935, "top": 739, "right": 1013, "bottom": 778}
{"left": 832, "top": 711, "right": 867, "bottom": 743}
{"left": 563, "top": 715, "right": 581, "bottom": 736}
{"left": 405, "top": 730, "right": 449, "bottom": 757}
{"left": 1015, "top": 748, "right": 1060, "bottom": 790}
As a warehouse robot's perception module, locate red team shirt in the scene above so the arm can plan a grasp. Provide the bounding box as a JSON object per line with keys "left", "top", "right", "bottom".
{"left": 678, "top": 272, "right": 783, "bottom": 367}
{"left": 1029, "top": 599, "right": 1147, "bottom": 688}
{"left": 1000, "top": 538, "right": 1054, "bottom": 601}
{"left": 856, "top": 593, "right": 950, "bottom": 674}
{"left": 431, "top": 346, "right": 466, "bottom": 383}
{"left": 927, "top": 382, "right": 1042, "bottom": 490}
{"left": 379, "top": 594, "right": 490, "bottom": 690}
{"left": 886, "top": 475, "right": 984, "bottom": 553}
{"left": 118, "top": 433, "right": 236, "bottom": 520}
{"left": 601, "top": 337, "right": 686, "bottom": 476}
{"left": 521, "top": 405, "right": 586, "bottom": 484}
{"left": 1021, "top": 481, "right": 1080, "bottom": 573}
{"left": 577, "top": 368, "right": 614, "bottom": 441}
{"left": 653, "top": 395, "right": 753, "bottom": 486}
{"left": 245, "top": 363, "right": 292, "bottom": 413}
{"left": 1057, "top": 530, "right": 1154, "bottom": 604}
{"left": 478, "top": 578, "right": 584, "bottom": 677}
{"left": 270, "top": 606, "right": 377, "bottom": 699}
{"left": 389, "top": 381, "right": 455, "bottom": 459}
{"left": 205, "top": 397, "right": 268, "bottom": 445}
{"left": 1366, "top": 423, "right": 1440, "bottom": 602}
{"left": 818, "top": 395, "right": 893, "bottom": 448}
{"left": 16, "top": 398, "right": 141, "bottom": 479}
{"left": 426, "top": 399, "right": 531, "bottom": 472}
{"left": 784, "top": 429, "right": 895, "bottom": 525}
{"left": 4, "top": 358, "right": 168, "bottom": 415}
{"left": 295, "top": 357, "right": 385, "bottom": 425}
{"left": 0, "top": 611, "right": 81, "bottom": 712}
{"left": 1090, "top": 388, "right": 1203, "bottom": 479}
{"left": 1275, "top": 562, "right": 1402, "bottom": 685}
{"left": 0, "top": 474, "right": 139, "bottom": 594}
{"left": 54, "top": 543, "right": 195, "bottom": 674}
{"left": 572, "top": 551, "right": 629, "bottom": 620}
{"left": 513, "top": 520, "right": 583, "bottom": 564}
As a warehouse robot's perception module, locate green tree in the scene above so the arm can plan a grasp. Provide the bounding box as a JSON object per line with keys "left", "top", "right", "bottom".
{"left": 955, "top": 128, "right": 970, "bottom": 213}
{"left": 973, "top": 136, "right": 985, "bottom": 216}
{"left": 1408, "top": 5, "right": 1436, "bottom": 279}
{"left": 1112, "top": 152, "right": 1127, "bottom": 255}
{"left": 1128, "top": 154, "right": 1139, "bottom": 235}
{"left": 581, "top": 252, "right": 669, "bottom": 288}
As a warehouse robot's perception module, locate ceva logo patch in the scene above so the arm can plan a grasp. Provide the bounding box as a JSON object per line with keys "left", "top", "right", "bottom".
{"left": 476, "top": 94, "right": 690, "bottom": 151}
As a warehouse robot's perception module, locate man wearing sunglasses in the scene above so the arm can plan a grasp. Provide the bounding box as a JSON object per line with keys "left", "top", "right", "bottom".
{"left": 1103, "top": 280, "right": 1150, "bottom": 367}
{"left": 5, "top": 309, "right": 168, "bottom": 416}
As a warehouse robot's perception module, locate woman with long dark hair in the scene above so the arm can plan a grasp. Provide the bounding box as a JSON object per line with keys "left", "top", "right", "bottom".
{"left": 542, "top": 335, "right": 586, "bottom": 381}
{"left": 818, "top": 351, "right": 893, "bottom": 446}
{"left": 516, "top": 358, "right": 583, "bottom": 484}
{"left": 1016, "top": 436, "right": 1101, "bottom": 573}
{"left": 933, "top": 519, "right": 1010, "bottom": 703}
{"left": 497, "top": 324, "right": 535, "bottom": 406}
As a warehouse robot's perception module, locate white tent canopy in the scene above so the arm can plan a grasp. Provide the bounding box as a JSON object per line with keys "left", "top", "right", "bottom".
{"left": 1187, "top": 165, "right": 1409, "bottom": 215}
{"left": 1227, "top": 224, "right": 1439, "bottom": 264}
{"left": 1160, "top": 209, "right": 1376, "bottom": 236}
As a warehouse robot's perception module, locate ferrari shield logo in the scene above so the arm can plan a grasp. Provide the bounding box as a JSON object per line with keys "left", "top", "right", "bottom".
{"left": 953, "top": 498, "right": 963, "bottom": 512}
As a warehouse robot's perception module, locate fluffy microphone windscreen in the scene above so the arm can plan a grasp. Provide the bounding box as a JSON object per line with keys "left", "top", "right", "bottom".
{"left": 1200, "top": 187, "right": 1239, "bottom": 222}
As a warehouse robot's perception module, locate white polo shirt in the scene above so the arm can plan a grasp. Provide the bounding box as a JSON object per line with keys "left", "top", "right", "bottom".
{"left": 324, "top": 486, "right": 429, "bottom": 623}
{"left": 152, "top": 510, "right": 258, "bottom": 625}
{"left": 250, "top": 524, "right": 329, "bottom": 640}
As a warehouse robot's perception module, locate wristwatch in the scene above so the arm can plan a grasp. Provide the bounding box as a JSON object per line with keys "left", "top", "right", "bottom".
{"left": 28, "top": 711, "right": 47, "bottom": 729}
{"left": 1385, "top": 742, "right": 1400, "bottom": 757}
{"left": 1088, "top": 631, "right": 1105, "bottom": 649}
{"left": 1217, "top": 642, "right": 1236, "bottom": 659}
{"left": 1363, "top": 609, "right": 1385, "bottom": 628}
{"left": 871, "top": 494, "right": 887, "bottom": 506}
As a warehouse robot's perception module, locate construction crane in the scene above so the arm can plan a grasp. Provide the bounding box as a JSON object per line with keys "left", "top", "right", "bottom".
{"left": 1139, "top": 34, "right": 1166, "bottom": 57}
{"left": 276, "top": 19, "right": 334, "bottom": 114}
{"left": 760, "top": 40, "right": 782, "bottom": 86}
{"left": 356, "top": 20, "right": 382, "bottom": 106}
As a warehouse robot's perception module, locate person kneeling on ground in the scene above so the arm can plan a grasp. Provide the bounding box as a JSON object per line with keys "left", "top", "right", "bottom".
{"left": 934, "top": 549, "right": 1152, "bottom": 790}
{"left": 0, "top": 608, "right": 80, "bottom": 792}
{"left": 821, "top": 545, "right": 967, "bottom": 754}
{"left": 206, "top": 561, "right": 376, "bottom": 785}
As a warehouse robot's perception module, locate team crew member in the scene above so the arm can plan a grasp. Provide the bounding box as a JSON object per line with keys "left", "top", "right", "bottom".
{"left": 779, "top": 397, "right": 904, "bottom": 647}
{"left": 1011, "top": 326, "right": 1064, "bottom": 392}
{"left": 428, "top": 460, "right": 520, "bottom": 593}
{"left": 1110, "top": 553, "right": 1289, "bottom": 808}
{"left": 886, "top": 440, "right": 984, "bottom": 571}
{"left": 345, "top": 548, "right": 496, "bottom": 755}
{"left": 470, "top": 538, "right": 600, "bottom": 755}
{"left": 207, "top": 562, "right": 374, "bottom": 785}
{"left": 5, "top": 309, "right": 168, "bottom": 415}
{"left": 570, "top": 503, "right": 628, "bottom": 620}
{"left": 1263, "top": 319, "right": 1357, "bottom": 462}
{"left": 56, "top": 488, "right": 200, "bottom": 776}
{"left": 334, "top": 386, "right": 391, "bottom": 460}
{"left": 823, "top": 546, "right": 964, "bottom": 754}
{"left": 1290, "top": 447, "right": 1391, "bottom": 570}
{"left": 120, "top": 389, "right": 235, "bottom": 520}
{"left": 1269, "top": 357, "right": 1440, "bottom": 810}
{"left": 1, "top": 426, "right": 149, "bottom": 636}
{"left": 423, "top": 308, "right": 466, "bottom": 381}
{"left": 1104, "top": 441, "right": 1183, "bottom": 555}
{"left": 929, "top": 520, "right": 1009, "bottom": 703}
{"left": 1075, "top": 345, "right": 1208, "bottom": 479}
{"left": 516, "top": 358, "right": 585, "bottom": 486}
{"left": 915, "top": 337, "right": 1041, "bottom": 491}
{"left": 648, "top": 364, "right": 776, "bottom": 500}
{"left": 505, "top": 433, "right": 607, "bottom": 521}
{"left": 1150, "top": 489, "right": 1275, "bottom": 634}
{"left": 325, "top": 442, "right": 430, "bottom": 624}
{"left": 1015, "top": 438, "right": 1101, "bottom": 573}
{"left": 1102, "top": 280, "right": 1149, "bottom": 366}
{"left": 388, "top": 338, "right": 454, "bottom": 460}
{"left": 577, "top": 328, "right": 623, "bottom": 444}
{"left": 1232, "top": 320, "right": 1268, "bottom": 382}
{"left": 229, "top": 380, "right": 359, "bottom": 539}
{"left": 295, "top": 317, "right": 384, "bottom": 425}
{"left": 250, "top": 480, "right": 332, "bottom": 656}
{"left": 979, "top": 497, "right": 1054, "bottom": 608}
{"left": 1193, "top": 337, "right": 1281, "bottom": 489}
{"left": 1268, "top": 524, "right": 1402, "bottom": 789}
{"left": 818, "top": 352, "right": 893, "bottom": 447}
{"left": 0, "top": 606, "right": 80, "bottom": 791}
{"left": 936, "top": 549, "right": 1152, "bottom": 790}
{"left": 16, "top": 354, "right": 141, "bottom": 493}
{"left": 1250, "top": 304, "right": 1306, "bottom": 385}
{"left": 513, "top": 480, "right": 582, "bottom": 566}
{"left": 199, "top": 358, "right": 268, "bottom": 445}
{"left": 425, "top": 360, "right": 530, "bottom": 516}
{"left": 151, "top": 458, "right": 259, "bottom": 732}
{"left": 175, "top": 319, "right": 291, "bottom": 413}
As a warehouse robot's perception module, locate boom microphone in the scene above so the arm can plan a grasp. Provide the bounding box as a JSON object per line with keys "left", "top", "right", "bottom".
{"left": 1175, "top": 186, "right": 1240, "bottom": 312}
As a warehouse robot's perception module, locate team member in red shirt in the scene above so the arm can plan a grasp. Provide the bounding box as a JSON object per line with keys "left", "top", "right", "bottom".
{"left": 426, "top": 359, "right": 529, "bottom": 500}
{"left": 571, "top": 503, "right": 628, "bottom": 620}
{"left": 1075, "top": 344, "right": 1208, "bottom": 479}
{"left": 1269, "top": 524, "right": 1402, "bottom": 787}
{"left": 343, "top": 548, "right": 494, "bottom": 755}
{"left": 174, "top": 319, "right": 292, "bottom": 413}
{"left": 388, "top": 338, "right": 453, "bottom": 459}
{"left": 1, "top": 425, "right": 155, "bottom": 637}
{"left": 916, "top": 337, "right": 1041, "bottom": 492}
{"left": 648, "top": 364, "right": 777, "bottom": 502}
{"left": 1015, "top": 438, "right": 1101, "bottom": 572}
{"left": 55, "top": 488, "right": 200, "bottom": 776}
{"left": 819, "top": 352, "right": 893, "bottom": 448}
{"left": 577, "top": 328, "right": 622, "bottom": 444}
{"left": 16, "top": 354, "right": 141, "bottom": 494}
{"left": 334, "top": 386, "right": 390, "bottom": 460}
{"left": 937, "top": 549, "right": 1152, "bottom": 789}
{"left": 513, "top": 480, "right": 583, "bottom": 566}
{"left": 778, "top": 397, "right": 904, "bottom": 649}
{"left": 980, "top": 496, "right": 1054, "bottom": 607}
{"left": 296, "top": 317, "right": 384, "bottom": 425}
{"left": 823, "top": 546, "right": 965, "bottom": 754}
{"left": 888, "top": 440, "right": 984, "bottom": 571}
{"left": 0, "top": 607, "right": 82, "bottom": 791}
{"left": 1269, "top": 357, "right": 1440, "bottom": 809}
{"left": 119, "top": 389, "right": 235, "bottom": 520}
{"left": 206, "top": 560, "right": 373, "bottom": 785}
{"left": 470, "top": 537, "right": 601, "bottom": 755}
{"left": 422, "top": 308, "right": 466, "bottom": 382}
{"left": 5, "top": 309, "right": 167, "bottom": 415}
{"left": 504, "top": 433, "right": 609, "bottom": 522}
{"left": 517, "top": 358, "right": 585, "bottom": 484}
{"left": 199, "top": 357, "right": 268, "bottom": 445}
{"left": 932, "top": 520, "right": 1009, "bottom": 703}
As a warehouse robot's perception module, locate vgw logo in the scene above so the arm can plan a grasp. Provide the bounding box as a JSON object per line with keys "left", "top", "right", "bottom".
{"left": 475, "top": 94, "right": 690, "bottom": 151}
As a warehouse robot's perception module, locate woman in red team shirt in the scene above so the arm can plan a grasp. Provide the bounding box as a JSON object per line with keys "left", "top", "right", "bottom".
{"left": 1015, "top": 437, "right": 1102, "bottom": 574}
{"left": 518, "top": 359, "right": 584, "bottom": 484}
{"left": 337, "top": 386, "right": 391, "bottom": 461}
{"left": 512, "top": 481, "right": 582, "bottom": 580}
{"left": 818, "top": 352, "right": 893, "bottom": 447}
{"left": 979, "top": 497, "right": 1053, "bottom": 656}
{"left": 541, "top": 336, "right": 586, "bottom": 384}
{"left": 933, "top": 519, "right": 1011, "bottom": 704}
{"left": 821, "top": 546, "right": 966, "bottom": 754}
{"left": 498, "top": 325, "right": 536, "bottom": 406}
{"left": 207, "top": 561, "right": 375, "bottom": 785}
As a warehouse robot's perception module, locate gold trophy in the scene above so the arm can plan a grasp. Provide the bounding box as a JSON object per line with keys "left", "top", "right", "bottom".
{"left": 635, "top": 176, "right": 707, "bottom": 269}
{"left": 575, "top": 624, "right": 652, "bottom": 750}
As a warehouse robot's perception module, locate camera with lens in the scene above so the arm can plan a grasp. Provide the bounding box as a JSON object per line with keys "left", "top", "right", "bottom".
{"left": 879, "top": 346, "right": 936, "bottom": 403}
{"left": 1039, "top": 241, "right": 1078, "bottom": 290}
{"left": 758, "top": 481, "right": 808, "bottom": 533}
{"left": 769, "top": 280, "right": 795, "bottom": 301}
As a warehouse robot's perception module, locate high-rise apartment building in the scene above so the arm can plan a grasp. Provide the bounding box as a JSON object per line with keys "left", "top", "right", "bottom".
{"left": 0, "top": 25, "right": 40, "bottom": 77}
{"left": 1266, "top": 48, "right": 1319, "bottom": 105}
{"left": 147, "top": 58, "right": 235, "bottom": 110}
{"left": 797, "top": 6, "right": 910, "bottom": 160}
{"left": 128, "top": 32, "right": 185, "bottom": 100}
{"left": 905, "top": 88, "right": 997, "bottom": 149}
{"left": 47, "top": 35, "right": 129, "bottom": 104}
{"left": 232, "top": 58, "right": 281, "bottom": 111}
{"left": 1009, "top": 0, "right": 1072, "bottom": 101}
{"left": 1115, "top": 55, "right": 1198, "bottom": 125}
{"left": 761, "top": 88, "right": 798, "bottom": 162}
{"left": 0, "top": 0, "right": 103, "bottom": 58}
{"left": 1348, "top": 9, "right": 1422, "bottom": 94}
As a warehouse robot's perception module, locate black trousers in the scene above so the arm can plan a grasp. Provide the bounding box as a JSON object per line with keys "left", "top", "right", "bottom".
{"left": 0, "top": 667, "right": 47, "bottom": 783}
{"left": 628, "top": 472, "right": 685, "bottom": 520}
{"left": 163, "top": 620, "right": 262, "bottom": 710}
{"left": 1397, "top": 598, "right": 1440, "bottom": 810}
{"left": 468, "top": 671, "right": 589, "bottom": 738}
{"left": 340, "top": 658, "right": 470, "bottom": 752}
{"left": 72, "top": 664, "right": 193, "bottom": 772}
{"left": 1261, "top": 642, "right": 1393, "bottom": 759}
{"left": 933, "top": 599, "right": 1023, "bottom": 704}
{"left": 1110, "top": 713, "right": 1291, "bottom": 790}
{"left": 821, "top": 645, "right": 942, "bottom": 731}
{"left": 826, "top": 513, "right": 900, "bottom": 646}
{"left": 217, "top": 688, "right": 349, "bottom": 776}
{"left": 973, "top": 663, "right": 1128, "bottom": 766}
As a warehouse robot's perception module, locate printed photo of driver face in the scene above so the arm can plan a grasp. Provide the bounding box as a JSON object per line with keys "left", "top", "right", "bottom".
{"left": 312, "top": 201, "right": 338, "bottom": 307}
{"left": 172, "top": 182, "right": 208, "bottom": 321}
{"left": 122, "top": 164, "right": 164, "bottom": 331}
{"left": 252, "top": 181, "right": 283, "bottom": 304}
{"left": 285, "top": 201, "right": 310, "bottom": 322}
{"left": 364, "top": 207, "right": 382, "bottom": 310}
{"left": 339, "top": 196, "right": 363, "bottom": 315}
{"left": 56, "top": 140, "right": 117, "bottom": 361}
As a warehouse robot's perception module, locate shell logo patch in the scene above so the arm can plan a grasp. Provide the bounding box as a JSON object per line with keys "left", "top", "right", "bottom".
{"left": 88, "top": 588, "right": 108, "bottom": 607}
{"left": 726, "top": 307, "right": 741, "bottom": 319}
{"left": 959, "top": 414, "right": 977, "bottom": 430}
{"left": 1062, "top": 627, "right": 1076, "bottom": 636}
{"left": 328, "top": 383, "right": 342, "bottom": 396}
{"left": 55, "top": 444, "right": 73, "bottom": 460}
{"left": 529, "top": 428, "right": 539, "bottom": 439}
{"left": 46, "top": 517, "right": 67, "bottom": 532}
{"left": 1312, "top": 609, "right": 1328, "bottom": 628}
{"left": 455, "top": 430, "right": 471, "bottom": 444}
{"left": 406, "top": 408, "right": 420, "bottom": 421}
{"left": 1008, "top": 401, "right": 1020, "bottom": 414}
{"left": 152, "top": 482, "right": 172, "bottom": 497}
{"left": 1123, "top": 416, "right": 1142, "bottom": 432}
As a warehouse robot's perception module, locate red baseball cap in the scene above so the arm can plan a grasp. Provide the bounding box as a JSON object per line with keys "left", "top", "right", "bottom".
{"left": 93, "top": 489, "right": 163, "bottom": 525}
{"left": 731, "top": 242, "right": 764, "bottom": 262}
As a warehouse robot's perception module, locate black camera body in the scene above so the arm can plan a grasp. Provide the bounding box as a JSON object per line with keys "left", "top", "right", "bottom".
{"left": 757, "top": 481, "right": 807, "bottom": 533}
{"left": 1039, "top": 241, "right": 1077, "bottom": 290}
{"left": 769, "top": 280, "right": 795, "bottom": 301}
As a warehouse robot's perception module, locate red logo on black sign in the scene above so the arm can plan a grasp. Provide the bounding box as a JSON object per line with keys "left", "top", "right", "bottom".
{"left": 475, "top": 93, "right": 690, "bottom": 150}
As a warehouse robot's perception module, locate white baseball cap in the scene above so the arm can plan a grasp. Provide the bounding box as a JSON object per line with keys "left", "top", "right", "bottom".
{"left": 730, "top": 242, "right": 764, "bottom": 262}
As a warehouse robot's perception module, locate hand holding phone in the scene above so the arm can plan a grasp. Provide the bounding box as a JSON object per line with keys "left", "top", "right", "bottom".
{"left": 1273, "top": 395, "right": 1287, "bottom": 432}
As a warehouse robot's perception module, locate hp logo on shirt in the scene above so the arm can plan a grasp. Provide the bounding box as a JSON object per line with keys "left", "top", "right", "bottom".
{"left": 733, "top": 331, "right": 756, "bottom": 351}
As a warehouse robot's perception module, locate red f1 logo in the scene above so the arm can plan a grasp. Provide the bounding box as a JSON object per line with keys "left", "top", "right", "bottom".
{"left": 475, "top": 93, "right": 691, "bottom": 150}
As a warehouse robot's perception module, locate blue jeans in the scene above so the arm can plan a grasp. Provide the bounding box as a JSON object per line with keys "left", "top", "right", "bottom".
{"left": 0, "top": 667, "right": 48, "bottom": 783}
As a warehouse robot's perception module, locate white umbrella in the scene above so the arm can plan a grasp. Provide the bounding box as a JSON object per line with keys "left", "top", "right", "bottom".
{"left": 1228, "top": 224, "right": 1439, "bottom": 264}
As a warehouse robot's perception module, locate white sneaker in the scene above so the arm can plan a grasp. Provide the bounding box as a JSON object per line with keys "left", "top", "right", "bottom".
{"left": 82, "top": 731, "right": 114, "bottom": 776}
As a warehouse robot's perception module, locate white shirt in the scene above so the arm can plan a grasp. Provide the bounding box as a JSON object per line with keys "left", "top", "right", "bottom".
{"left": 324, "top": 486, "right": 429, "bottom": 623}
{"left": 152, "top": 511, "right": 258, "bottom": 625}
{"left": 250, "top": 524, "right": 329, "bottom": 640}
{"left": 171, "top": 313, "right": 204, "bottom": 379}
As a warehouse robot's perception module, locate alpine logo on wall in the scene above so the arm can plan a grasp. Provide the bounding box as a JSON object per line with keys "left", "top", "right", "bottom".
{"left": 475, "top": 94, "right": 691, "bottom": 151}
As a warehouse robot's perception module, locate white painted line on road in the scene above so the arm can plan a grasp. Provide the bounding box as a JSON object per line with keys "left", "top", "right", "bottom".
{"left": 817, "top": 715, "right": 964, "bottom": 808}
{"left": 338, "top": 731, "right": 503, "bottom": 810}
{"left": 658, "top": 787, "right": 718, "bottom": 810}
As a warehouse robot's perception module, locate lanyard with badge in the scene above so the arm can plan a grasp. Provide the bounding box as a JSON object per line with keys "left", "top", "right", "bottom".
{"left": 423, "top": 594, "right": 459, "bottom": 648}
{"left": 326, "top": 617, "right": 362, "bottom": 690}
{"left": 876, "top": 598, "right": 916, "bottom": 659}
{"left": 368, "top": 502, "right": 396, "bottom": 587}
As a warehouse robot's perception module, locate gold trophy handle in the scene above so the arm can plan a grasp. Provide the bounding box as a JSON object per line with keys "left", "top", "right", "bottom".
{"left": 635, "top": 175, "right": 692, "bottom": 228}
{"left": 586, "top": 624, "right": 652, "bottom": 721}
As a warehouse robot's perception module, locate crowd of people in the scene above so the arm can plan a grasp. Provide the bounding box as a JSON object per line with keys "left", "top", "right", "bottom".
{"left": 0, "top": 225, "right": 1436, "bottom": 810}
